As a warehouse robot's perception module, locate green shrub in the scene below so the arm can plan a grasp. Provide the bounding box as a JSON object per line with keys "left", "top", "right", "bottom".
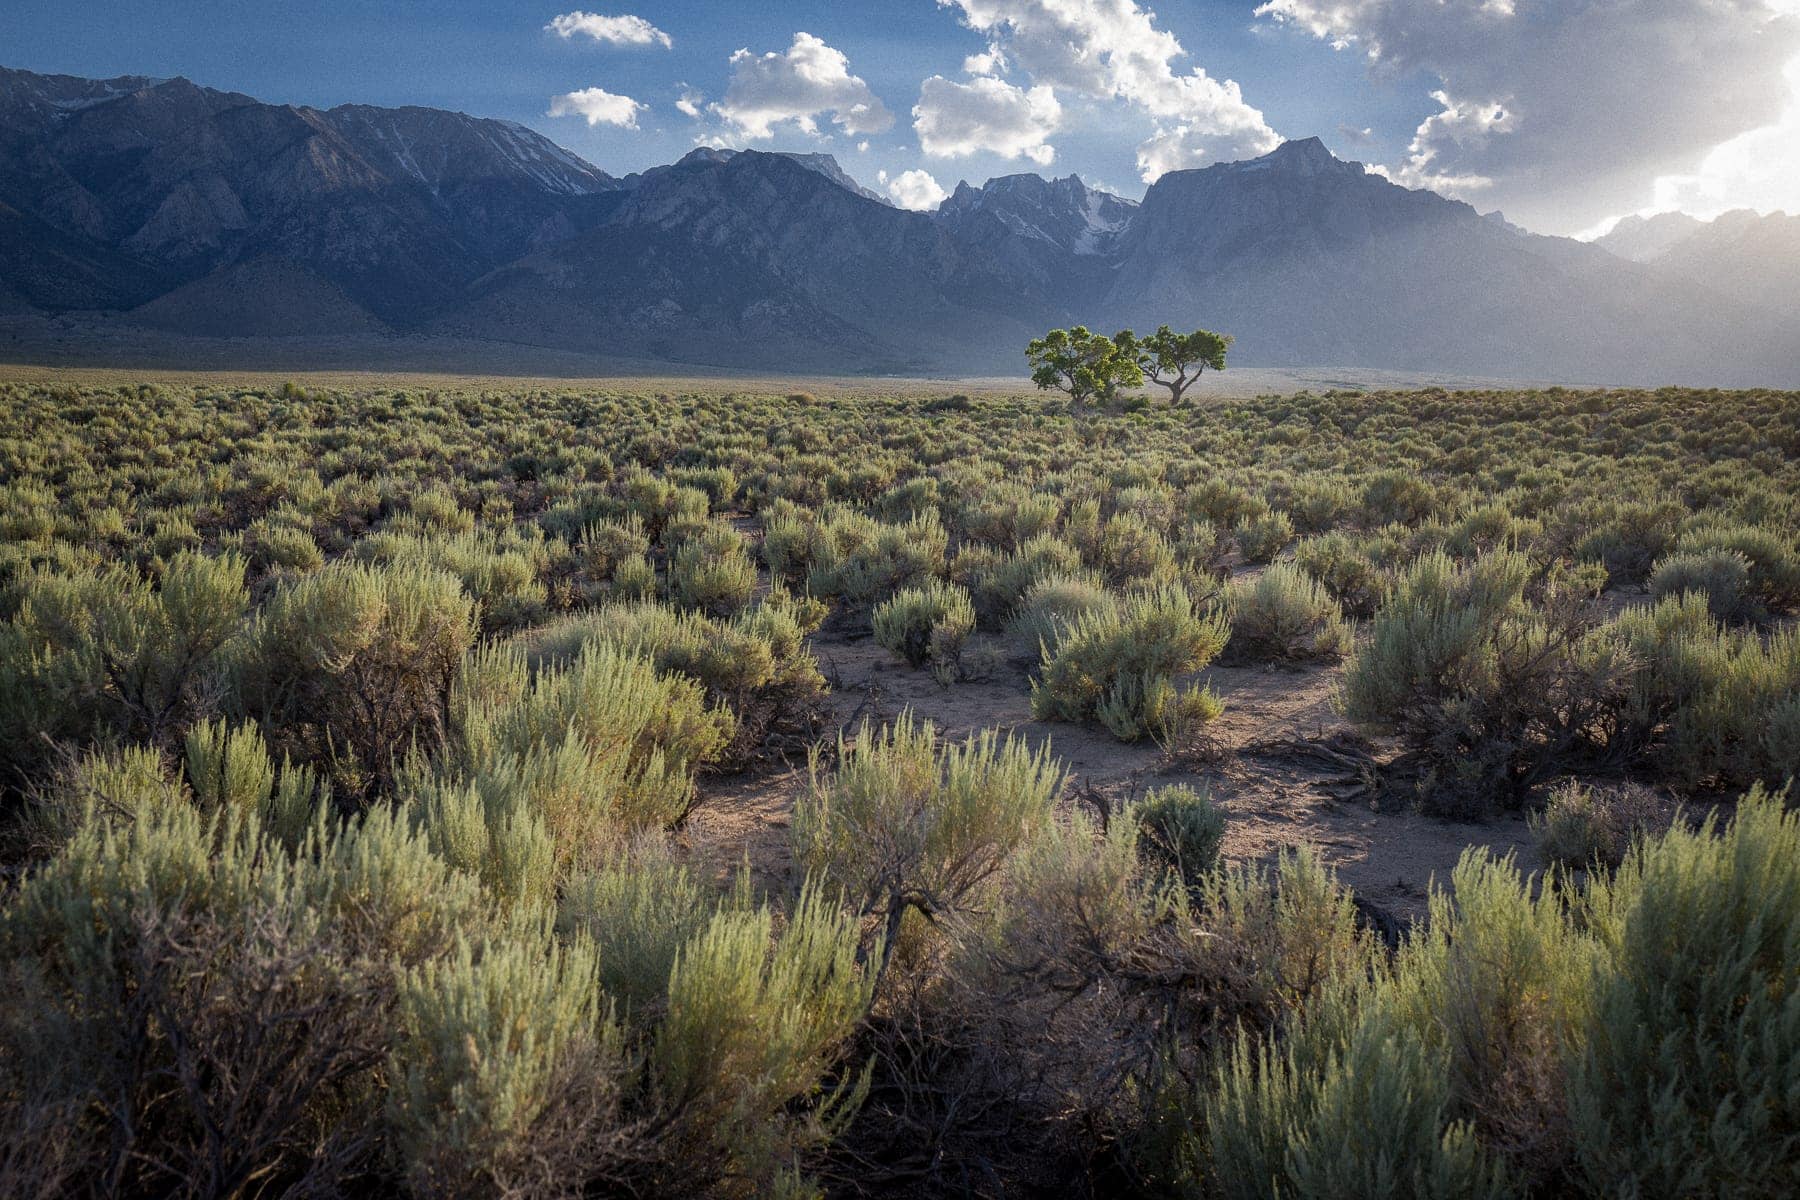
{"left": 1235, "top": 511, "right": 1295, "bottom": 564}
{"left": 1294, "top": 531, "right": 1388, "bottom": 618}
{"left": 806, "top": 509, "right": 947, "bottom": 607}
{"left": 1031, "top": 586, "right": 1229, "bottom": 742}
{"left": 1530, "top": 780, "right": 1670, "bottom": 870}
{"left": 1361, "top": 470, "right": 1439, "bottom": 526}
{"left": 666, "top": 521, "right": 759, "bottom": 617}
{"left": 1134, "top": 784, "right": 1225, "bottom": 890}
{"left": 388, "top": 933, "right": 627, "bottom": 1198}
{"left": 1226, "top": 563, "right": 1352, "bottom": 665}
{"left": 873, "top": 582, "right": 975, "bottom": 679}
{"left": 1007, "top": 569, "right": 1116, "bottom": 653}
{"left": 1341, "top": 550, "right": 1630, "bottom": 814}
{"left": 235, "top": 559, "right": 478, "bottom": 800}
{"left": 1672, "top": 520, "right": 1800, "bottom": 613}
{"left": 1649, "top": 549, "right": 1755, "bottom": 621}
{"left": 355, "top": 527, "right": 546, "bottom": 632}
{"left": 794, "top": 712, "right": 1062, "bottom": 975}
{"left": 1568, "top": 788, "right": 1800, "bottom": 1198}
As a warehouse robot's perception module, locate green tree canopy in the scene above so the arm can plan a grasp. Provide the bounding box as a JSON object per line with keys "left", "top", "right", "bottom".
{"left": 1136, "top": 325, "right": 1232, "bottom": 407}
{"left": 1025, "top": 327, "right": 1144, "bottom": 411}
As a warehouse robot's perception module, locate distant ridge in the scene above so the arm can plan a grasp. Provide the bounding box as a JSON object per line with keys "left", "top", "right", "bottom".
{"left": 0, "top": 66, "right": 1794, "bottom": 384}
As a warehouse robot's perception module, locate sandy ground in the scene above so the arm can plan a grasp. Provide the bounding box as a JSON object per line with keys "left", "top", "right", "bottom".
{"left": 678, "top": 622, "right": 1538, "bottom": 927}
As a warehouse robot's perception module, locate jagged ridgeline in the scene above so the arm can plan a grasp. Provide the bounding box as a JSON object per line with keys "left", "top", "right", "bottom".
{"left": 1, "top": 65, "right": 1796, "bottom": 382}
{"left": 1, "top": 378, "right": 1797, "bottom": 1197}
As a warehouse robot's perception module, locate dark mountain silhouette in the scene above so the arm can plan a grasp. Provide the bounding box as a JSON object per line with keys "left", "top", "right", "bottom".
{"left": 1, "top": 68, "right": 1794, "bottom": 384}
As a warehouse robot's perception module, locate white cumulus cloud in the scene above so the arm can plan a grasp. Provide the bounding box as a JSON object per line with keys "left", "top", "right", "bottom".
{"left": 712, "top": 32, "right": 894, "bottom": 140}
{"left": 936, "top": 0, "right": 1280, "bottom": 179}
{"left": 547, "top": 87, "right": 646, "bottom": 129}
{"left": 879, "top": 167, "right": 950, "bottom": 210}
{"left": 914, "top": 74, "right": 1060, "bottom": 164}
{"left": 1254, "top": 0, "right": 1800, "bottom": 232}
{"left": 546, "top": 11, "right": 672, "bottom": 49}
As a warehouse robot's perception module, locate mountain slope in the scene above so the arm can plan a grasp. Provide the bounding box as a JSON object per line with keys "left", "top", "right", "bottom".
{"left": 0, "top": 67, "right": 1795, "bottom": 384}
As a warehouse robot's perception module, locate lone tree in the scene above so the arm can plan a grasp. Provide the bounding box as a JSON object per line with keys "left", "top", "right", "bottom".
{"left": 1026, "top": 326, "right": 1144, "bottom": 411}
{"left": 1135, "top": 325, "right": 1232, "bottom": 406}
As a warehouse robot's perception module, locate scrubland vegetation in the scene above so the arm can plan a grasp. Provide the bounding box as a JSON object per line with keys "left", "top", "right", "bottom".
{"left": 0, "top": 377, "right": 1796, "bottom": 1197}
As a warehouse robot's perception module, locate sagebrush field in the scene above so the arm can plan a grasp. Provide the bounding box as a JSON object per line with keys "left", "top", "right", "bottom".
{"left": 1, "top": 375, "right": 1797, "bottom": 1198}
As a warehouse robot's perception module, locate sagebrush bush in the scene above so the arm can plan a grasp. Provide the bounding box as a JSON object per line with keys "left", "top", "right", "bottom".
{"left": 1134, "top": 784, "right": 1225, "bottom": 890}
{"left": 234, "top": 559, "right": 477, "bottom": 800}
{"left": 1031, "top": 585, "right": 1229, "bottom": 742}
{"left": 1649, "top": 548, "right": 1755, "bottom": 621}
{"left": 666, "top": 521, "right": 759, "bottom": 617}
{"left": 873, "top": 581, "right": 975, "bottom": 679}
{"left": 1226, "top": 563, "right": 1352, "bottom": 665}
{"left": 1340, "top": 550, "right": 1631, "bottom": 814}
{"left": 1007, "top": 569, "right": 1116, "bottom": 653}
{"left": 1567, "top": 787, "right": 1800, "bottom": 1198}
{"left": 1234, "top": 511, "right": 1294, "bottom": 564}
{"left": 1294, "top": 531, "right": 1388, "bottom": 618}
{"left": 794, "top": 712, "right": 1062, "bottom": 973}
{"left": 1531, "top": 780, "right": 1671, "bottom": 870}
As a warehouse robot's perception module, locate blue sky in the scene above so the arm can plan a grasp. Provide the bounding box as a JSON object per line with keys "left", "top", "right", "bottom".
{"left": 5, "top": 1, "right": 1797, "bottom": 235}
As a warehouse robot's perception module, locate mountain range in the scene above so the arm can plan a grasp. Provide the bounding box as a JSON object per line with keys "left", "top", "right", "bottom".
{"left": 1, "top": 66, "right": 1795, "bottom": 384}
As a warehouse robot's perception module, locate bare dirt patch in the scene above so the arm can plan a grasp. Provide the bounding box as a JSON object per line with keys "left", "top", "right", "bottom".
{"left": 680, "top": 626, "right": 1539, "bottom": 924}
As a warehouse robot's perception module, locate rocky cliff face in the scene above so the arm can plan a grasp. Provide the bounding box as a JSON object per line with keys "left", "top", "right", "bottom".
{"left": 1, "top": 66, "right": 1795, "bottom": 384}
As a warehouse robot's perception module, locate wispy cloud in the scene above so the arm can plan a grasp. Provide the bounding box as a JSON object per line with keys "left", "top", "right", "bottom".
{"left": 546, "top": 11, "right": 671, "bottom": 49}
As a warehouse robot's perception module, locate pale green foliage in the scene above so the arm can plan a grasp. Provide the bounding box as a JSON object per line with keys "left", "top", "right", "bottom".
{"left": 1227, "top": 563, "right": 1352, "bottom": 665}
{"left": 1295, "top": 531, "right": 1389, "bottom": 618}
{"left": 652, "top": 880, "right": 875, "bottom": 1183}
{"left": 558, "top": 840, "right": 713, "bottom": 1017}
{"left": 1235, "top": 511, "right": 1295, "bottom": 564}
{"left": 805, "top": 507, "right": 947, "bottom": 607}
{"left": 666, "top": 521, "right": 759, "bottom": 617}
{"left": 0, "top": 551, "right": 248, "bottom": 776}
{"left": 952, "top": 531, "right": 1083, "bottom": 626}
{"left": 1031, "top": 585, "right": 1229, "bottom": 742}
{"left": 794, "top": 713, "right": 1062, "bottom": 959}
{"left": 184, "top": 717, "right": 276, "bottom": 817}
{"left": 234, "top": 558, "right": 478, "bottom": 799}
{"left": 1529, "top": 780, "right": 1669, "bottom": 870}
{"left": 1672, "top": 520, "right": 1800, "bottom": 613}
{"left": 873, "top": 581, "right": 975, "bottom": 679}
{"left": 1007, "top": 569, "right": 1115, "bottom": 652}
{"left": 1649, "top": 548, "right": 1755, "bottom": 621}
{"left": 450, "top": 640, "right": 731, "bottom": 849}
{"left": 355, "top": 525, "right": 548, "bottom": 632}
{"left": 1135, "top": 784, "right": 1225, "bottom": 890}
{"left": 388, "top": 934, "right": 627, "bottom": 1199}
{"left": 1568, "top": 787, "right": 1800, "bottom": 1198}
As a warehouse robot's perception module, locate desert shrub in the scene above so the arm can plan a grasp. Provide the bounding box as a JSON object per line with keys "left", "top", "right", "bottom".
{"left": 1235, "top": 511, "right": 1295, "bottom": 564}
{"left": 1613, "top": 593, "right": 1800, "bottom": 789}
{"left": 242, "top": 519, "right": 324, "bottom": 574}
{"left": 1361, "top": 470, "right": 1439, "bottom": 526}
{"left": 807, "top": 508, "right": 947, "bottom": 607}
{"left": 610, "top": 552, "right": 657, "bottom": 600}
{"left": 388, "top": 933, "right": 631, "bottom": 1198}
{"left": 1225, "top": 563, "right": 1352, "bottom": 665}
{"left": 960, "top": 485, "right": 1061, "bottom": 548}
{"left": 450, "top": 640, "right": 731, "bottom": 842}
{"left": 794, "top": 712, "right": 1062, "bottom": 977}
{"left": 873, "top": 582, "right": 975, "bottom": 679}
{"left": 1568, "top": 788, "right": 1800, "bottom": 1198}
{"left": 0, "top": 552, "right": 248, "bottom": 780}
{"left": 1570, "top": 500, "right": 1686, "bottom": 587}
{"left": 355, "top": 527, "right": 546, "bottom": 632}
{"left": 1203, "top": 849, "right": 1591, "bottom": 1198}
{"left": 1340, "top": 550, "right": 1631, "bottom": 815}
{"left": 1007, "top": 569, "right": 1116, "bottom": 653}
{"left": 953, "top": 532, "right": 1084, "bottom": 627}
{"left": 1134, "top": 784, "right": 1225, "bottom": 890}
{"left": 1081, "top": 513, "right": 1178, "bottom": 585}
{"left": 1031, "top": 585, "right": 1229, "bottom": 742}
{"left": 234, "top": 559, "right": 478, "bottom": 801}
{"left": 667, "top": 521, "right": 758, "bottom": 617}
{"left": 1649, "top": 548, "right": 1755, "bottom": 621}
{"left": 1294, "top": 531, "right": 1388, "bottom": 618}
{"left": 1287, "top": 478, "right": 1356, "bottom": 534}
{"left": 0, "top": 803, "right": 482, "bottom": 1198}
{"left": 529, "top": 595, "right": 826, "bottom": 765}
{"left": 1530, "top": 780, "right": 1671, "bottom": 870}
{"left": 1671, "top": 520, "right": 1800, "bottom": 613}
{"left": 1174, "top": 519, "right": 1232, "bottom": 577}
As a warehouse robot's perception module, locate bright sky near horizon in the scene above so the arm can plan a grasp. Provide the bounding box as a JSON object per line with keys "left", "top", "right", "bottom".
{"left": 4, "top": 0, "right": 1797, "bottom": 237}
